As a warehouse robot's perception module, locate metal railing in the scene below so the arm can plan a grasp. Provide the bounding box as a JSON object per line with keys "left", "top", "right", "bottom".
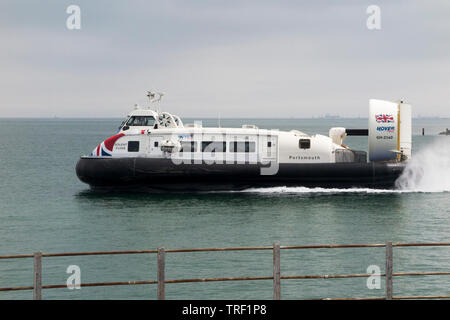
{"left": 1, "top": 241, "right": 449, "bottom": 300}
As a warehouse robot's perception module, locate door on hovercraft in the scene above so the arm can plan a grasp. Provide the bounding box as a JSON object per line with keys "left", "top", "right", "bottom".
{"left": 259, "top": 134, "right": 278, "bottom": 163}
{"left": 149, "top": 135, "right": 164, "bottom": 156}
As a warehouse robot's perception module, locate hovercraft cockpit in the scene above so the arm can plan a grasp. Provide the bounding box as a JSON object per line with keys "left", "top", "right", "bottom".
{"left": 118, "top": 91, "right": 184, "bottom": 132}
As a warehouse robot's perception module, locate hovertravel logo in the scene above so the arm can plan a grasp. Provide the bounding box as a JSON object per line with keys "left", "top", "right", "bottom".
{"left": 376, "top": 126, "right": 395, "bottom": 133}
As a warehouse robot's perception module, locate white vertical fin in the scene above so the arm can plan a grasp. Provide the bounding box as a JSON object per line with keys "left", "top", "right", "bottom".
{"left": 368, "top": 99, "right": 411, "bottom": 162}
{"left": 399, "top": 102, "right": 412, "bottom": 160}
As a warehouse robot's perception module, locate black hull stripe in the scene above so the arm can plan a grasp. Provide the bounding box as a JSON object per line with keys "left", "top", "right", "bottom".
{"left": 75, "top": 157, "right": 405, "bottom": 190}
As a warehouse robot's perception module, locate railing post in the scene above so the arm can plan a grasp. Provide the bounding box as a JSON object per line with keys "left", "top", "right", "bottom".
{"left": 33, "top": 251, "right": 42, "bottom": 300}
{"left": 273, "top": 242, "right": 281, "bottom": 300}
{"left": 157, "top": 247, "right": 165, "bottom": 300}
{"left": 385, "top": 241, "right": 393, "bottom": 300}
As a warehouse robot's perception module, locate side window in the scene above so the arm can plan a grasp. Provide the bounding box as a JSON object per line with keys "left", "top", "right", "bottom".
{"left": 145, "top": 116, "right": 155, "bottom": 126}
{"left": 126, "top": 116, "right": 155, "bottom": 126}
{"left": 299, "top": 139, "right": 310, "bottom": 149}
{"left": 128, "top": 141, "right": 140, "bottom": 152}
{"left": 180, "top": 142, "right": 197, "bottom": 152}
{"left": 229, "top": 142, "right": 255, "bottom": 153}
{"left": 126, "top": 117, "right": 137, "bottom": 126}
{"left": 202, "top": 142, "right": 226, "bottom": 152}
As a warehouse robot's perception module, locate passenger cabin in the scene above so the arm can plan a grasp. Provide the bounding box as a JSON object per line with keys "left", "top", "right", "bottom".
{"left": 93, "top": 99, "right": 366, "bottom": 165}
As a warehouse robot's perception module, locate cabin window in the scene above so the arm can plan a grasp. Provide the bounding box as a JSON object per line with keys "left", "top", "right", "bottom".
{"left": 154, "top": 141, "right": 159, "bottom": 147}
{"left": 267, "top": 141, "right": 272, "bottom": 148}
{"left": 126, "top": 116, "right": 155, "bottom": 127}
{"left": 128, "top": 141, "right": 140, "bottom": 152}
{"left": 202, "top": 141, "right": 226, "bottom": 153}
{"left": 230, "top": 141, "right": 255, "bottom": 153}
{"left": 299, "top": 139, "right": 310, "bottom": 149}
{"left": 180, "top": 141, "right": 197, "bottom": 152}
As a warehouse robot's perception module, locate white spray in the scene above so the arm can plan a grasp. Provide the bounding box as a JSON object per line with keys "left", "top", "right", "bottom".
{"left": 395, "top": 137, "right": 450, "bottom": 192}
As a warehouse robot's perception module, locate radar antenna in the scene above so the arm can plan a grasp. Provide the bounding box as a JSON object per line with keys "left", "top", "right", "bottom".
{"left": 146, "top": 91, "right": 164, "bottom": 112}
{"left": 147, "top": 91, "right": 164, "bottom": 103}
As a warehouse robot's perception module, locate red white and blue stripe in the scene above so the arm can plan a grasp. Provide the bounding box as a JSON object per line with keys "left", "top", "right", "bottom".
{"left": 91, "top": 133, "right": 125, "bottom": 157}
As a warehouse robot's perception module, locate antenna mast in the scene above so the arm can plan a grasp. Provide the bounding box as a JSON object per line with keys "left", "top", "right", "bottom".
{"left": 146, "top": 91, "right": 164, "bottom": 112}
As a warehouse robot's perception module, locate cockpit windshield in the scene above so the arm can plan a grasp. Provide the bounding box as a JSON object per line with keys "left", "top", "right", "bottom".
{"left": 126, "top": 116, "right": 156, "bottom": 127}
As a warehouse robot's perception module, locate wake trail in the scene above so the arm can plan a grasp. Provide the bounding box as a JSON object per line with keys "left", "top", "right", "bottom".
{"left": 237, "top": 137, "right": 450, "bottom": 195}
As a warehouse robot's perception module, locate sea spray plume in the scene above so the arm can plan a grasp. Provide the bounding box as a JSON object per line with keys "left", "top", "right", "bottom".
{"left": 395, "top": 137, "right": 450, "bottom": 192}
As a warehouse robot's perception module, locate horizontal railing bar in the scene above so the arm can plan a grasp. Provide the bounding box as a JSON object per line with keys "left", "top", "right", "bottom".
{"left": 281, "top": 273, "right": 382, "bottom": 280}
{"left": 1, "top": 242, "right": 449, "bottom": 260}
{"left": 0, "top": 254, "right": 34, "bottom": 259}
{"left": 282, "top": 242, "right": 450, "bottom": 250}
{"left": 322, "top": 297, "right": 386, "bottom": 300}
{"left": 1, "top": 271, "right": 449, "bottom": 293}
{"left": 393, "top": 271, "right": 450, "bottom": 277}
{"left": 0, "top": 277, "right": 271, "bottom": 292}
{"left": 42, "top": 250, "right": 159, "bottom": 257}
{"left": 393, "top": 295, "right": 450, "bottom": 299}
{"left": 0, "top": 280, "right": 158, "bottom": 292}
{"left": 4, "top": 270, "right": 448, "bottom": 292}
{"left": 0, "top": 247, "right": 273, "bottom": 259}
{"left": 281, "top": 244, "right": 385, "bottom": 250}
{"left": 282, "top": 271, "right": 450, "bottom": 281}
{"left": 164, "top": 246, "right": 272, "bottom": 253}
{"left": 393, "top": 242, "right": 450, "bottom": 247}
{"left": 3, "top": 281, "right": 448, "bottom": 300}
{"left": 0, "top": 286, "right": 34, "bottom": 292}
{"left": 43, "top": 280, "right": 158, "bottom": 289}
{"left": 0, "top": 250, "right": 159, "bottom": 259}
{"left": 165, "top": 276, "right": 273, "bottom": 284}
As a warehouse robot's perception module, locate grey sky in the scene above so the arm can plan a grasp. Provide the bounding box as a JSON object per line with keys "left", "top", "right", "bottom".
{"left": 1, "top": 0, "right": 450, "bottom": 118}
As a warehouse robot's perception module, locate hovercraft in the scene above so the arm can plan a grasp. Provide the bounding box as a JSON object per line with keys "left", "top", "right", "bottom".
{"left": 76, "top": 92, "right": 411, "bottom": 191}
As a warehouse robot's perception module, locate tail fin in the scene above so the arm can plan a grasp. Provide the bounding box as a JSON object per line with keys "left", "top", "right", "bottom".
{"left": 368, "top": 99, "right": 412, "bottom": 162}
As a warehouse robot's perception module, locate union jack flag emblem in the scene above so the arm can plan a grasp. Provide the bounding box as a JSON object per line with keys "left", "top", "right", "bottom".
{"left": 375, "top": 114, "right": 394, "bottom": 123}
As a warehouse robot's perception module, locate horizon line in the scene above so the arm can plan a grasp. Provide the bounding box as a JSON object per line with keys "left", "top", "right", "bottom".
{"left": 0, "top": 116, "right": 448, "bottom": 120}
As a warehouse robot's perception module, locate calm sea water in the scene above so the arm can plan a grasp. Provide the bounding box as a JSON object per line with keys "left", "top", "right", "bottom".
{"left": 0, "top": 117, "right": 449, "bottom": 300}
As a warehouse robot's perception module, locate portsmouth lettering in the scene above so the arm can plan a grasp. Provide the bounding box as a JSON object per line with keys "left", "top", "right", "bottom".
{"left": 289, "top": 155, "right": 321, "bottom": 160}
